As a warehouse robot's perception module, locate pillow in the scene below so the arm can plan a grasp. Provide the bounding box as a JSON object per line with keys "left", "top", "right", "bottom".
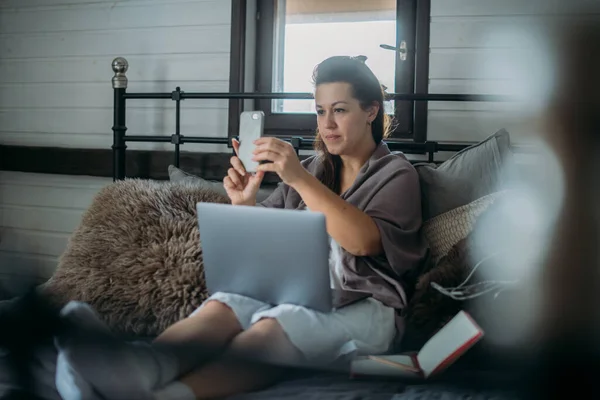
{"left": 168, "top": 165, "right": 274, "bottom": 204}
{"left": 403, "top": 235, "right": 472, "bottom": 345}
{"left": 422, "top": 191, "right": 508, "bottom": 263}
{"left": 403, "top": 194, "right": 525, "bottom": 361}
{"left": 39, "top": 179, "right": 230, "bottom": 339}
{"left": 414, "top": 129, "right": 517, "bottom": 221}
{"left": 168, "top": 165, "right": 229, "bottom": 197}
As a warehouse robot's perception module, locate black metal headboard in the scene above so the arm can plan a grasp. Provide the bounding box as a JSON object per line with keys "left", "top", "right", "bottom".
{"left": 110, "top": 57, "right": 515, "bottom": 182}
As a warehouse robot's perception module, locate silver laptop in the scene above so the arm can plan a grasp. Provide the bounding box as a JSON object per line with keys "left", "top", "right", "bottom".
{"left": 196, "top": 202, "right": 371, "bottom": 313}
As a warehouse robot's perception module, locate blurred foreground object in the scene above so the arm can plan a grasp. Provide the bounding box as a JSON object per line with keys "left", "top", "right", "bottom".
{"left": 530, "top": 11, "right": 600, "bottom": 398}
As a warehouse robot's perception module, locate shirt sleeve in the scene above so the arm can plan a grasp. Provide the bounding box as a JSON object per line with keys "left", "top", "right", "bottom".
{"left": 256, "top": 182, "right": 288, "bottom": 208}
{"left": 364, "top": 163, "right": 427, "bottom": 279}
{"left": 256, "top": 156, "right": 317, "bottom": 209}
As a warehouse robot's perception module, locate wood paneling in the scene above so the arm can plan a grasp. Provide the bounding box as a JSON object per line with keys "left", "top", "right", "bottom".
{"left": 0, "top": 1, "right": 230, "bottom": 33}
{"left": 0, "top": 229, "right": 70, "bottom": 258}
{"left": 0, "top": 108, "right": 229, "bottom": 136}
{"left": 0, "top": 82, "right": 229, "bottom": 110}
{"left": 0, "top": 0, "right": 200, "bottom": 8}
{"left": 0, "top": 171, "right": 110, "bottom": 190}
{"left": 0, "top": 54, "right": 231, "bottom": 84}
{"left": 0, "top": 133, "right": 230, "bottom": 153}
{"left": 431, "top": 0, "right": 598, "bottom": 17}
{"left": 0, "top": 171, "right": 109, "bottom": 287}
{"left": 0, "top": 0, "right": 236, "bottom": 289}
{"left": 428, "top": 80, "right": 526, "bottom": 112}
{"left": 0, "top": 25, "right": 231, "bottom": 59}
{"left": 0, "top": 252, "right": 58, "bottom": 282}
{"left": 1, "top": 205, "right": 86, "bottom": 233}
{"left": 427, "top": 110, "right": 534, "bottom": 142}
{"left": 430, "top": 19, "right": 540, "bottom": 49}
{"left": 425, "top": 0, "right": 590, "bottom": 142}
{"left": 0, "top": 144, "right": 289, "bottom": 183}
{"left": 429, "top": 50, "right": 527, "bottom": 80}
{"left": 0, "top": 173, "right": 107, "bottom": 209}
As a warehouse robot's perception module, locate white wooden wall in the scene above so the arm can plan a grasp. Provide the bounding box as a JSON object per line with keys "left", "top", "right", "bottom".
{"left": 0, "top": 172, "right": 111, "bottom": 293}
{"left": 0, "top": 0, "right": 232, "bottom": 152}
{"left": 0, "top": 0, "right": 232, "bottom": 294}
{"left": 427, "top": 0, "right": 584, "bottom": 143}
{"left": 1, "top": 0, "right": 591, "bottom": 294}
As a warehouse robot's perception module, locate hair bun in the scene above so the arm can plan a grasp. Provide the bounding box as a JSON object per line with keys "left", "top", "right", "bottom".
{"left": 352, "top": 55, "right": 368, "bottom": 63}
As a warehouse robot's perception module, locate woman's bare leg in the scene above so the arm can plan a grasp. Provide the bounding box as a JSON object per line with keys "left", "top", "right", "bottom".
{"left": 151, "top": 300, "right": 244, "bottom": 375}
{"left": 178, "top": 317, "right": 304, "bottom": 399}
{"left": 155, "top": 301, "right": 242, "bottom": 351}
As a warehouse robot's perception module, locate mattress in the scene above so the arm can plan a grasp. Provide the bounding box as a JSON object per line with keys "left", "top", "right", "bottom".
{"left": 0, "top": 367, "right": 521, "bottom": 400}
{"left": 0, "top": 345, "right": 523, "bottom": 400}
{"left": 229, "top": 369, "right": 521, "bottom": 400}
{"left": 0, "top": 297, "right": 522, "bottom": 400}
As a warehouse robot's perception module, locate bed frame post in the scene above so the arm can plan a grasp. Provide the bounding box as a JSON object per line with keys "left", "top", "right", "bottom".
{"left": 112, "top": 57, "right": 128, "bottom": 181}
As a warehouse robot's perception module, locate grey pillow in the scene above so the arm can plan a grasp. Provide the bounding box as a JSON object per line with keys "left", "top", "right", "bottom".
{"left": 168, "top": 165, "right": 229, "bottom": 197}
{"left": 414, "top": 129, "right": 517, "bottom": 221}
{"left": 168, "top": 165, "right": 274, "bottom": 203}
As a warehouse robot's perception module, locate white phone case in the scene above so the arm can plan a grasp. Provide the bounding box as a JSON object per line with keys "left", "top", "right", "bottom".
{"left": 237, "top": 111, "right": 265, "bottom": 173}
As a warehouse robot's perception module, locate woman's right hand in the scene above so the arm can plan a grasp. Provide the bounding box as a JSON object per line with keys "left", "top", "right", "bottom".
{"left": 224, "top": 138, "right": 265, "bottom": 206}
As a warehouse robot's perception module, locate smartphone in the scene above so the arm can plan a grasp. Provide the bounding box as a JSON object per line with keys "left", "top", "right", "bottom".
{"left": 237, "top": 111, "right": 265, "bottom": 173}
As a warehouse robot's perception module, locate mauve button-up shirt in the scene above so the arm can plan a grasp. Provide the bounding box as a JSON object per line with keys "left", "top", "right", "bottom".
{"left": 258, "top": 141, "right": 429, "bottom": 333}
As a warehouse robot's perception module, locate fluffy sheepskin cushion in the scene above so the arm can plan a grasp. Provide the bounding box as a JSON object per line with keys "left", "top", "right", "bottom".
{"left": 40, "top": 179, "right": 230, "bottom": 338}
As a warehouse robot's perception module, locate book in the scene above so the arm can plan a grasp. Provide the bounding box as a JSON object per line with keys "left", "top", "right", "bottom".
{"left": 350, "top": 310, "right": 484, "bottom": 379}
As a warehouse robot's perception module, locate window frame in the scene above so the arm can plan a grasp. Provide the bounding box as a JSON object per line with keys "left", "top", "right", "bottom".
{"left": 227, "top": 0, "right": 430, "bottom": 145}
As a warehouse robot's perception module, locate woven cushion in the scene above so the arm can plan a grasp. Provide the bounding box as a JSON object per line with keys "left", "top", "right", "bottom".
{"left": 422, "top": 191, "right": 507, "bottom": 263}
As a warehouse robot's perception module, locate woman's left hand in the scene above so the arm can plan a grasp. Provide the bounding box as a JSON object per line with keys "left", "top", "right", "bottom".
{"left": 252, "top": 137, "right": 309, "bottom": 187}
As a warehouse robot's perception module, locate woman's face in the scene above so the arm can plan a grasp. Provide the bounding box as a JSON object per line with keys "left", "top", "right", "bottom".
{"left": 314, "top": 82, "right": 378, "bottom": 156}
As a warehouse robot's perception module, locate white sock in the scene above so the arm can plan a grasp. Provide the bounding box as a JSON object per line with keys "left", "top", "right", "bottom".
{"left": 153, "top": 381, "right": 196, "bottom": 400}
{"left": 55, "top": 301, "right": 182, "bottom": 397}
{"left": 128, "top": 341, "right": 182, "bottom": 389}
{"left": 55, "top": 351, "right": 102, "bottom": 400}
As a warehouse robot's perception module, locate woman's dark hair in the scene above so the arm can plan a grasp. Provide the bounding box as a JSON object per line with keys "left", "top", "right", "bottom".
{"left": 311, "top": 55, "right": 393, "bottom": 193}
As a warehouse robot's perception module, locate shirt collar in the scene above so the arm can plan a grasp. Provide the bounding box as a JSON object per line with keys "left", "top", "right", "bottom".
{"left": 358, "top": 140, "right": 391, "bottom": 173}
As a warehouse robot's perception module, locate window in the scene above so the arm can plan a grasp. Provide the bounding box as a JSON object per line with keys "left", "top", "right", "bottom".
{"left": 228, "top": 0, "right": 429, "bottom": 143}
{"left": 270, "top": 0, "right": 397, "bottom": 115}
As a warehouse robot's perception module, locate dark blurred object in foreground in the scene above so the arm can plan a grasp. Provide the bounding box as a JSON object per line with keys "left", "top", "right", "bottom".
{"left": 524, "top": 10, "right": 600, "bottom": 400}
{"left": 0, "top": 290, "right": 63, "bottom": 400}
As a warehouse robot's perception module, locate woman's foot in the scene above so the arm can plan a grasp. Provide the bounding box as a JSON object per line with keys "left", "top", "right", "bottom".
{"left": 55, "top": 351, "right": 103, "bottom": 400}
{"left": 54, "top": 301, "right": 177, "bottom": 400}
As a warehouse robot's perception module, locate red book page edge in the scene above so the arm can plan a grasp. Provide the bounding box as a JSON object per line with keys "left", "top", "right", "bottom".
{"left": 427, "top": 312, "right": 485, "bottom": 377}
{"left": 411, "top": 353, "right": 425, "bottom": 379}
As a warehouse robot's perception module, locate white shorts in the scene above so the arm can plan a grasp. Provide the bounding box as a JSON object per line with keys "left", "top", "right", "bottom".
{"left": 189, "top": 291, "right": 397, "bottom": 367}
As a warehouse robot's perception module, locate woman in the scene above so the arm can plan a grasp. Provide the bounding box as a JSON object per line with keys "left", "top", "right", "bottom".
{"left": 54, "top": 56, "right": 428, "bottom": 400}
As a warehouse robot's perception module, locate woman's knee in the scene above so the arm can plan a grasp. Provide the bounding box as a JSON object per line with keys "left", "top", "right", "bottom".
{"left": 191, "top": 300, "right": 242, "bottom": 335}
{"left": 200, "top": 299, "right": 236, "bottom": 316}
{"left": 156, "top": 299, "right": 242, "bottom": 348}
{"left": 233, "top": 318, "right": 284, "bottom": 348}
{"left": 229, "top": 318, "right": 304, "bottom": 366}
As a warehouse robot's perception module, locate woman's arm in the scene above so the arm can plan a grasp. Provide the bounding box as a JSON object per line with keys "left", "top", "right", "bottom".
{"left": 252, "top": 137, "right": 383, "bottom": 256}
{"left": 292, "top": 173, "right": 383, "bottom": 256}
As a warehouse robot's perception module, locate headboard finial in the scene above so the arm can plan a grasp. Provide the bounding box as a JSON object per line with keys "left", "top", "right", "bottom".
{"left": 111, "top": 57, "right": 129, "bottom": 89}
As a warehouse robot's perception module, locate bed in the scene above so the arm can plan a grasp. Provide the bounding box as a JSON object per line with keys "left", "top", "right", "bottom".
{"left": 0, "top": 57, "right": 531, "bottom": 399}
